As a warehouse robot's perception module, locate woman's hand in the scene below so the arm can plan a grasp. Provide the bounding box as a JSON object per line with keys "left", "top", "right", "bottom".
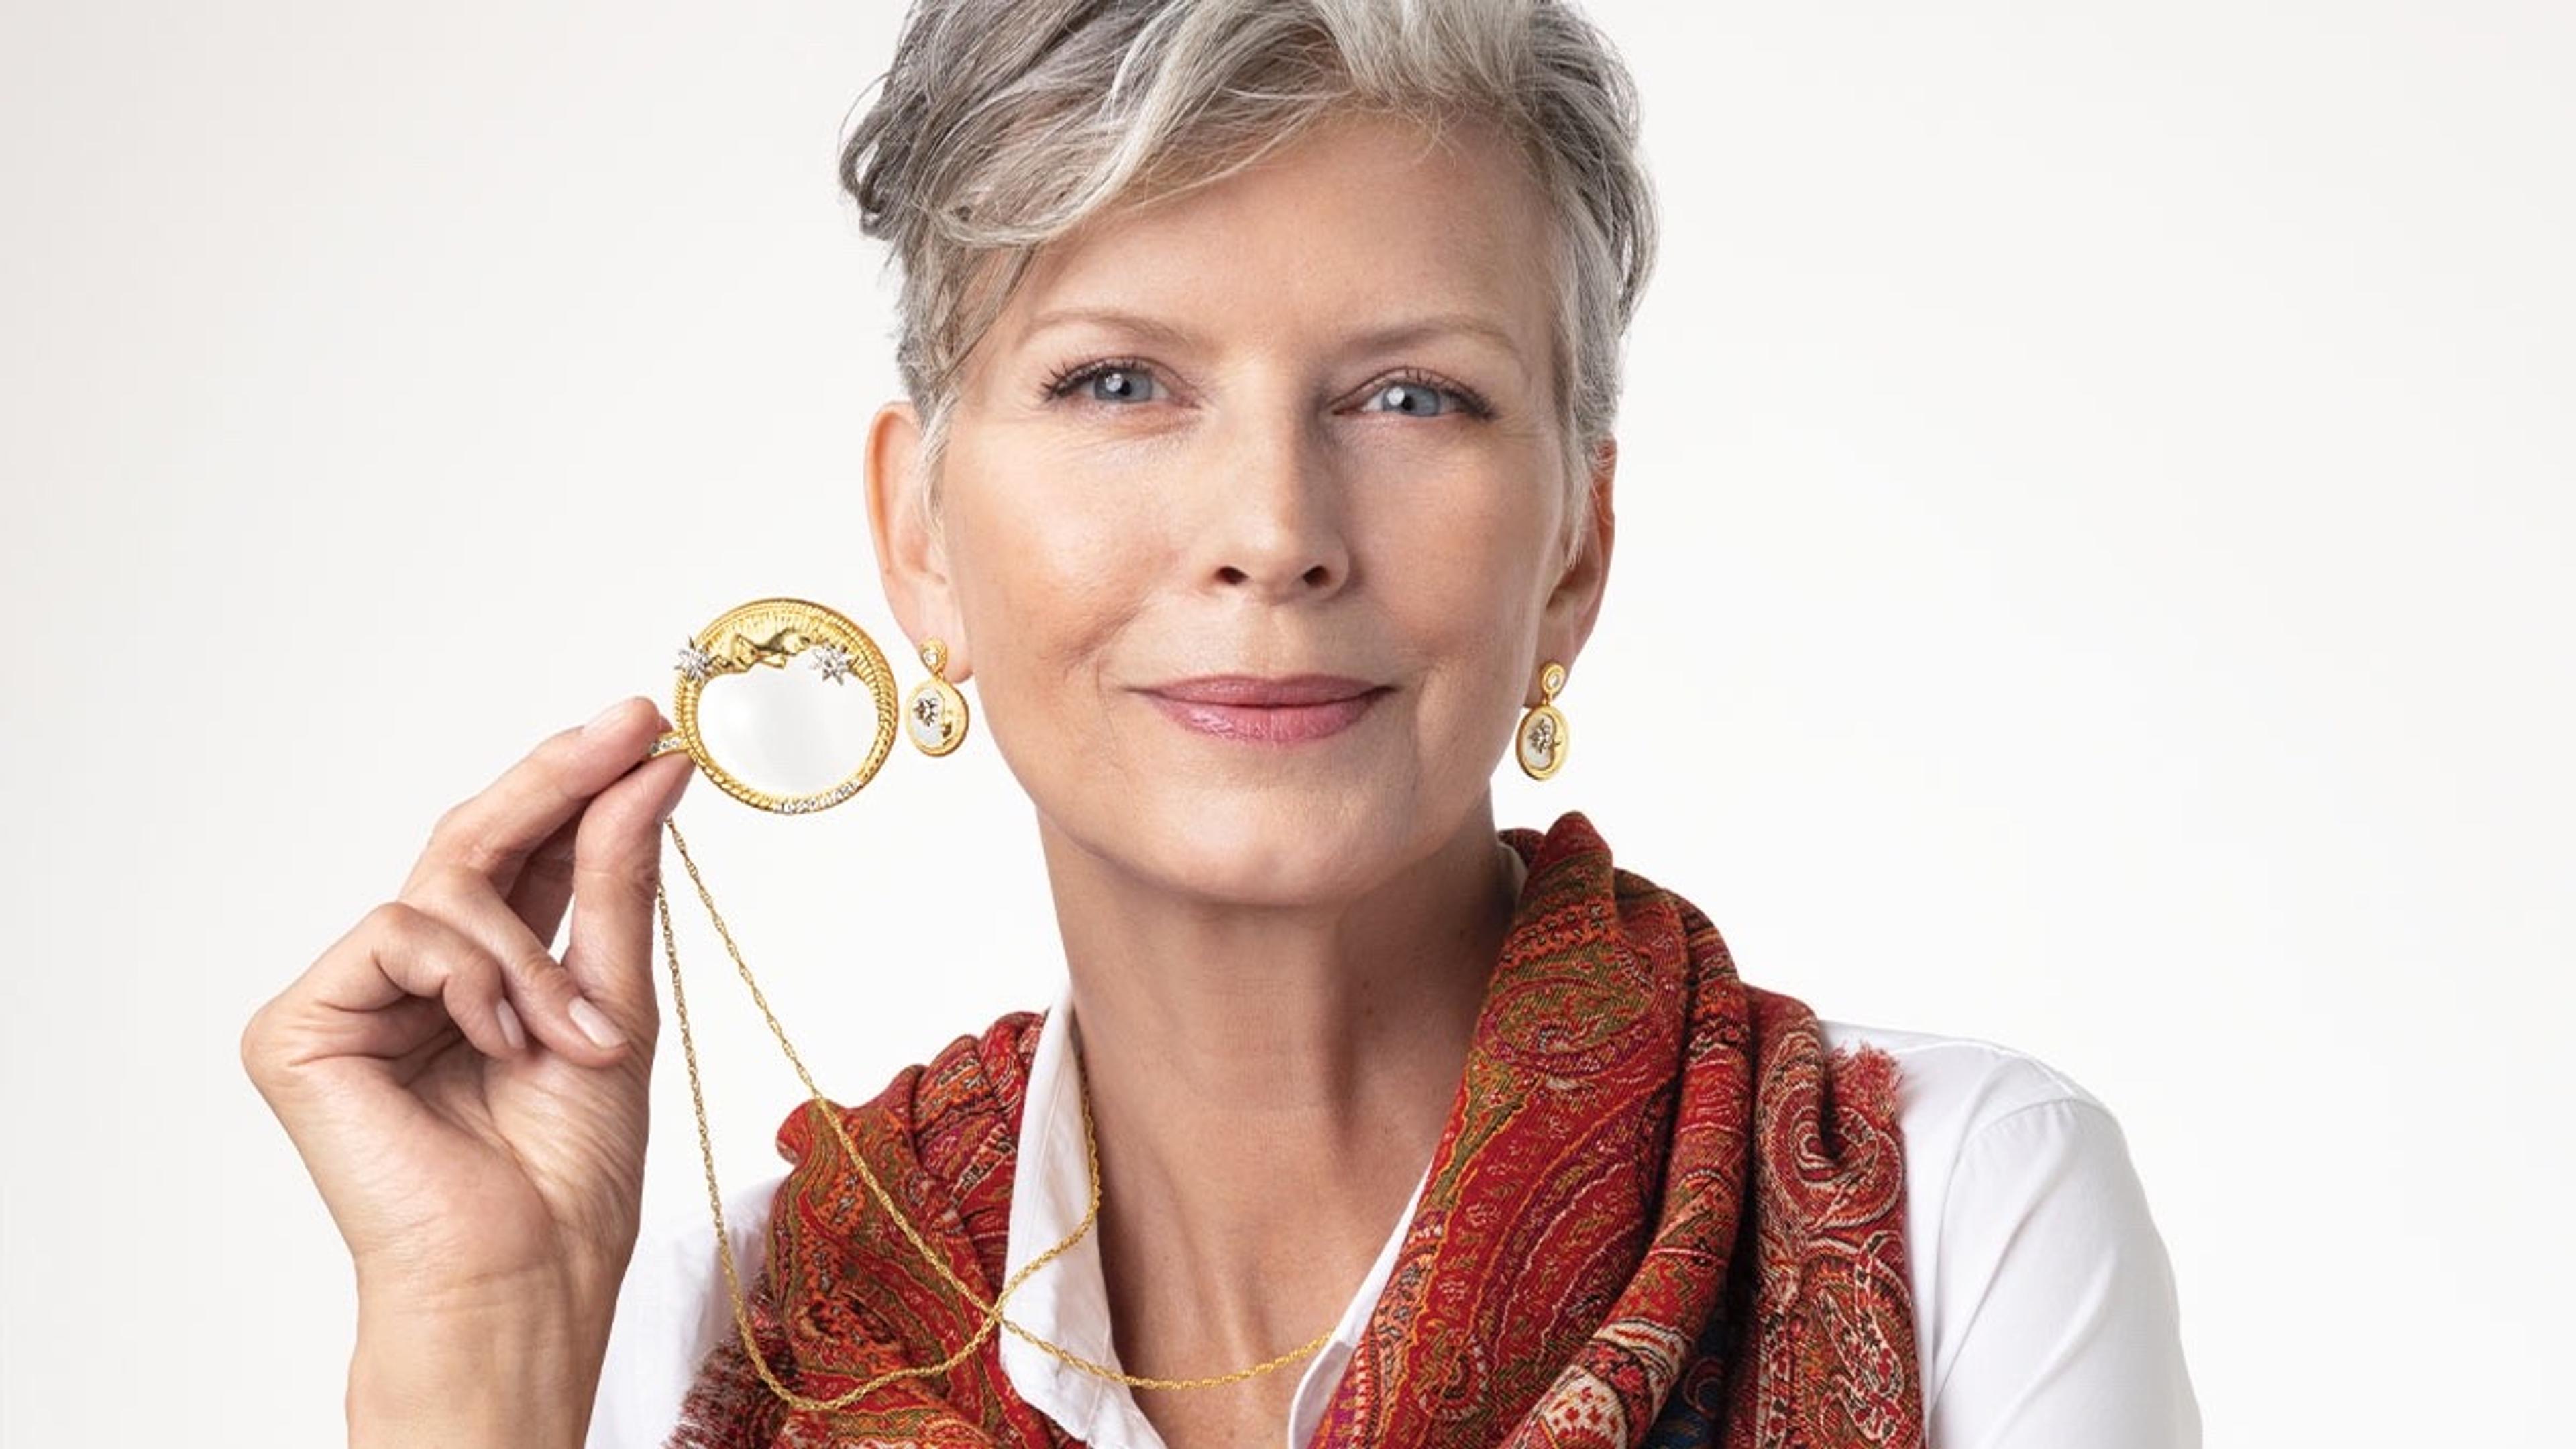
{"left": 241, "top": 696, "right": 692, "bottom": 1330}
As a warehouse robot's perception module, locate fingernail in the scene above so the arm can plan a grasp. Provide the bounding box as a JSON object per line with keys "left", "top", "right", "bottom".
{"left": 583, "top": 698, "right": 635, "bottom": 739}
{"left": 495, "top": 998, "right": 527, "bottom": 1052}
{"left": 568, "top": 996, "right": 626, "bottom": 1049}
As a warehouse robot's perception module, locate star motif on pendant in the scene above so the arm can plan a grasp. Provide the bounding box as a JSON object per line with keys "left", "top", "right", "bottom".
{"left": 675, "top": 640, "right": 715, "bottom": 682}
{"left": 808, "top": 641, "right": 856, "bottom": 685}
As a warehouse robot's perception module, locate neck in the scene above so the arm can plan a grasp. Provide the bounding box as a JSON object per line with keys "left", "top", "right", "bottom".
{"left": 1045, "top": 800, "right": 1525, "bottom": 1134}
{"left": 1033, "top": 800, "right": 1528, "bottom": 1379}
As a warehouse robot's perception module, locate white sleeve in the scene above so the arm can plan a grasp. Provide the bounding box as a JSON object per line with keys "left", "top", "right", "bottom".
{"left": 586, "top": 1174, "right": 784, "bottom": 1449}
{"left": 1924, "top": 1098, "right": 2202, "bottom": 1449}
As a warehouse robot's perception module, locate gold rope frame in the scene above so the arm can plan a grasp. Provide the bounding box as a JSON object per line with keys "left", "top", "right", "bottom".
{"left": 651, "top": 596, "right": 898, "bottom": 815}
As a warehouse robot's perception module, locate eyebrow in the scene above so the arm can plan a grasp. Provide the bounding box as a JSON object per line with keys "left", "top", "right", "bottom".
{"left": 1018, "top": 305, "right": 1529, "bottom": 377}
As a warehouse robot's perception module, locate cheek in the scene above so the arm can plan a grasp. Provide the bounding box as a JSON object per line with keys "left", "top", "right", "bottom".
{"left": 946, "top": 466, "right": 1157, "bottom": 698}
{"left": 1352, "top": 510, "right": 1551, "bottom": 772}
{"left": 1359, "top": 460, "right": 1553, "bottom": 660}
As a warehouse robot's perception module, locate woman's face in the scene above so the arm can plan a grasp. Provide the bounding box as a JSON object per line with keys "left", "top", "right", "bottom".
{"left": 868, "top": 108, "right": 1614, "bottom": 905}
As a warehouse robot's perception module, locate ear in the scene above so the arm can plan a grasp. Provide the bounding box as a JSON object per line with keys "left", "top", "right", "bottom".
{"left": 1532, "top": 436, "right": 1617, "bottom": 705}
{"left": 863, "top": 399, "right": 973, "bottom": 682}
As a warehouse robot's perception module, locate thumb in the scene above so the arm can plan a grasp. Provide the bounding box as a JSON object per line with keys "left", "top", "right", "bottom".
{"left": 561, "top": 744, "right": 694, "bottom": 1044}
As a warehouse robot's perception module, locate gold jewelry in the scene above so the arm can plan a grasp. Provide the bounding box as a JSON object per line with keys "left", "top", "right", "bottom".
{"left": 1514, "top": 659, "right": 1570, "bottom": 780}
{"left": 658, "top": 597, "right": 899, "bottom": 815}
{"left": 904, "top": 638, "right": 970, "bottom": 756}
{"left": 645, "top": 596, "right": 1336, "bottom": 1413}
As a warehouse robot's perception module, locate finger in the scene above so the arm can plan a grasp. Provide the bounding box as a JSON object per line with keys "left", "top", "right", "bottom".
{"left": 407, "top": 696, "right": 667, "bottom": 900}
{"left": 405, "top": 863, "right": 630, "bottom": 1065}
{"left": 561, "top": 747, "right": 694, "bottom": 1034}
{"left": 504, "top": 811, "right": 584, "bottom": 952}
{"left": 257, "top": 900, "right": 525, "bottom": 1071}
{"left": 507, "top": 729, "right": 691, "bottom": 950}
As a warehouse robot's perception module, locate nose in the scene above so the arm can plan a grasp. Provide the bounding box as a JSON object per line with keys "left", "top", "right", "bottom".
{"left": 1195, "top": 402, "right": 1353, "bottom": 602}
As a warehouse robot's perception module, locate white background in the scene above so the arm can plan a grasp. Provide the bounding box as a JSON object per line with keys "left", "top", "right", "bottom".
{"left": 5, "top": 1, "right": 2569, "bottom": 1443}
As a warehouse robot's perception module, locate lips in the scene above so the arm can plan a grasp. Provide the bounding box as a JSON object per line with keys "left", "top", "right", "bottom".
{"left": 1137, "top": 674, "right": 1391, "bottom": 744}
{"left": 1140, "top": 674, "right": 1383, "bottom": 706}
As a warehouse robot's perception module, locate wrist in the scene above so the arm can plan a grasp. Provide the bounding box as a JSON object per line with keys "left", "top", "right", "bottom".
{"left": 348, "top": 1294, "right": 610, "bottom": 1449}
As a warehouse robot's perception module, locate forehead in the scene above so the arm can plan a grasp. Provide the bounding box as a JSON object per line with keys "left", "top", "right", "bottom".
{"left": 993, "top": 109, "right": 1558, "bottom": 374}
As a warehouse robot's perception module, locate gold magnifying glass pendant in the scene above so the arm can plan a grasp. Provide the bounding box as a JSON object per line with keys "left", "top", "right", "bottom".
{"left": 648, "top": 597, "right": 900, "bottom": 815}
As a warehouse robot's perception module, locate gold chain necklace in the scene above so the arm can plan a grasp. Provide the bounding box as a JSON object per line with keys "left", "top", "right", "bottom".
{"left": 653, "top": 815, "right": 1338, "bottom": 1414}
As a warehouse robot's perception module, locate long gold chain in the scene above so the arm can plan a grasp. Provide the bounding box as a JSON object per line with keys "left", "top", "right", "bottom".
{"left": 652, "top": 816, "right": 1338, "bottom": 1412}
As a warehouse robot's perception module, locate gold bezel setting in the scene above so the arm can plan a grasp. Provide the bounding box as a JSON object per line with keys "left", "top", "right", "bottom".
{"left": 1516, "top": 661, "right": 1570, "bottom": 780}
{"left": 903, "top": 637, "right": 969, "bottom": 757}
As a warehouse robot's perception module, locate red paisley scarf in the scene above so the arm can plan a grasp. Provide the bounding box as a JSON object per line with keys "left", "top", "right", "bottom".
{"left": 667, "top": 809, "right": 1923, "bottom": 1447}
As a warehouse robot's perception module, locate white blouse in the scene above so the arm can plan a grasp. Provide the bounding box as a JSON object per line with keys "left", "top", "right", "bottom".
{"left": 590, "top": 985, "right": 2202, "bottom": 1448}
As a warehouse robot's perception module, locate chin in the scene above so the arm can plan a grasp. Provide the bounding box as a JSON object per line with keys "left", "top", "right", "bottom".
{"left": 1116, "top": 787, "right": 1422, "bottom": 906}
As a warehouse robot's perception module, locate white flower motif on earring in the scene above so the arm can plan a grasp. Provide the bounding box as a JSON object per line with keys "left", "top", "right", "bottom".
{"left": 675, "top": 641, "right": 715, "bottom": 683}
{"left": 1521, "top": 712, "right": 1558, "bottom": 767}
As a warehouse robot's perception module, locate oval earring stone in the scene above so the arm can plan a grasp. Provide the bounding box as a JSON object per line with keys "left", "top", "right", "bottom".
{"left": 907, "top": 678, "right": 969, "bottom": 755}
{"left": 1517, "top": 703, "right": 1568, "bottom": 780}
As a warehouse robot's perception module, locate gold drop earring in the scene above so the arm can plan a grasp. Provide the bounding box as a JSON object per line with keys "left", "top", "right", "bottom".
{"left": 904, "top": 637, "right": 970, "bottom": 756}
{"left": 1515, "top": 659, "right": 1570, "bottom": 780}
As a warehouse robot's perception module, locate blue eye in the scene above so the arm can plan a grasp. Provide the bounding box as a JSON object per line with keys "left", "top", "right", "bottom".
{"left": 1038, "top": 358, "right": 1491, "bottom": 419}
{"left": 1042, "top": 359, "right": 1161, "bottom": 405}
{"left": 1358, "top": 368, "right": 1492, "bottom": 419}
{"left": 1363, "top": 379, "right": 1454, "bottom": 417}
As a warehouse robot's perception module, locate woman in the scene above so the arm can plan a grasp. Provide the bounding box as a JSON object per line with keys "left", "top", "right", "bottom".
{"left": 240, "top": 1, "right": 2199, "bottom": 1446}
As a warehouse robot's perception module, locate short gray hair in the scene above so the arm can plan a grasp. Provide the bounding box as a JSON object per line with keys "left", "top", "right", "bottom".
{"left": 839, "top": 0, "right": 1657, "bottom": 561}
